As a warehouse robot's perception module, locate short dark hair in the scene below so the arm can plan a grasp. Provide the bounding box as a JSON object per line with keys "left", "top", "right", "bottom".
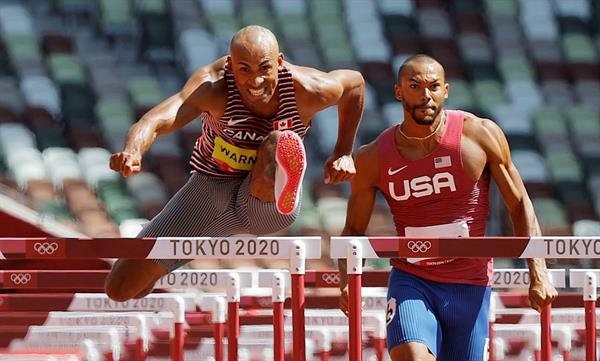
{"left": 397, "top": 54, "right": 443, "bottom": 80}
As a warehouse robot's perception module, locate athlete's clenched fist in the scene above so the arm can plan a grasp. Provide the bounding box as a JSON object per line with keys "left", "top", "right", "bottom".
{"left": 110, "top": 152, "right": 142, "bottom": 177}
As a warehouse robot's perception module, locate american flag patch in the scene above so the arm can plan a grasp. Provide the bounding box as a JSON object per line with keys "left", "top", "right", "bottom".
{"left": 434, "top": 156, "right": 451, "bottom": 168}
{"left": 273, "top": 119, "right": 293, "bottom": 130}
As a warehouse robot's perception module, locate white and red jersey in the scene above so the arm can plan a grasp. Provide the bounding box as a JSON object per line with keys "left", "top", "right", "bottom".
{"left": 377, "top": 110, "right": 492, "bottom": 285}
{"left": 190, "top": 65, "right": 310, "bottom": 177}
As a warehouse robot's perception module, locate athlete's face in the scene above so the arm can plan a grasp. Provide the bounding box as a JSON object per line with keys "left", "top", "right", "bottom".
{"left": 395, "top": 62, "right": 449, "bottom": 125}
{"left": 229, "top": 43, "right": 283, "bottom": 107}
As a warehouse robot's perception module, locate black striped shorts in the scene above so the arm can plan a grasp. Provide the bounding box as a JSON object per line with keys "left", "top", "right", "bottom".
{"left": 140, "top": 172, "right": 300, "bottom": 272}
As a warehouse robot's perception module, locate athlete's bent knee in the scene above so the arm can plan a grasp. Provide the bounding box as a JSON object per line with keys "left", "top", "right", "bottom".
{"left": 105, "top": 277, "right": 141, "bottom": 302}
{"left": 104, "top": 260, "right": 166, "bottom": 302}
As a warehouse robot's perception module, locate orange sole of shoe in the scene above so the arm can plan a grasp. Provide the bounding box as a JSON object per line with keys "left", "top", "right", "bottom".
{"left": 275, "top": 131, "right": 306, "bottom": 215}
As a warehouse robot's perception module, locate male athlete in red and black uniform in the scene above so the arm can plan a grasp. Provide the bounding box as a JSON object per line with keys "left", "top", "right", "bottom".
{"left": 105, "top": 25, "right": 365, "bottom": 302}
{"left": 339, "top": 55, "right": 557, "bottom": 361}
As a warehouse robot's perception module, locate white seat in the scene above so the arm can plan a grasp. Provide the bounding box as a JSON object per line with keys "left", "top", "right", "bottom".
{"left": 12, "top": 161, "right": 48, "bottom": 190}
{"left": 272, "top": 0, "right": 306, "bottom": 16}
{"left": 20, "top": 75, "right": 61, "bottom": 116}
{"left": 126, "top": 172, "right": 168, "bottom": 204}
{"left": 179, "top": 29, "right": 219, "bottom": 76}
{"left": 344, "top": 0, "right": 378, "bottom": 23}
{"left": 572, "top": 220, "right": 600, "bottom": 236}
{"left": 43, "top": 147, "right": 82, "bottom": 188}
{"left": 6, "top": 147, "right": 44, "bottom": 170}
{"left": 83, "top": 164, "right": 119, "bottom": 190}
{"left": 148, "top": 133, "right": 182, "bottom": 157}
{"left": 0, "top": 123, "right": 36, "bottom": 151}
{"left": 519, "top": 0, "right": 558, "bottom": 41}
{"left": 49, "top": 163, "right": 83, "bottom": 188}
{"left": 377, "top": 0, "right": 414, "bottom": 16}
{"left": 551, "top": 0, "right": 590, "bottom": 19}
{"left": 78, "top": 147, "right": 112, "bottom": 166}
{"left": 505, "top": 80, "right": 543, "bottom": 114}
{"left": 200, "top": 0, "right": 235, "bottom": 15}
{"left": 492, "top": 104, "right": 533, "bottom": 135}
{"left": 43, "top": 147, "right": 78, "bottom": 164}
{"left": 0, "top": 4, "right": 34, "bottom": 35}
{"left": 512, "top": 150, "right": 549, "bottom": 183}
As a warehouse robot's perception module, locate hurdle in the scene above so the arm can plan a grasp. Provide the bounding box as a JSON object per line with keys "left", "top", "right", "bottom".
{"left": 1, "top": 269, "right": 284, "bottom": 360}
{"left": 569, "top": 269, "right": 599, "bottom": 361}
{"left": 0, "top": 292, "right": 191, "bottom": 361}
{"left": 9, "top": 326, "right": 122, "bottom": 361}
{"left": 331, "top": 236, "right": 600, "bottom": 361}
{"left": 2, "top": 267, "right": 575, "bottom": 360}
{"left": 493, "top": 323, "right": 572, "bottom": 361}
{"left": 155, "top": 269, "right": 254, "bottom": 361}
{"left": 0, "top": 236, "right": 321, "bottom": 361}
{"left": 0, "top": 270, "right": 290, "bottom": 360}
{"left": 43, "top": 312, "right": 148, "bottom": 361}
{"left": 489, "top": 268, "right": 566, "bottom": 361}
{"left": 258, "top": 269, "right": 387, "bottom": 360}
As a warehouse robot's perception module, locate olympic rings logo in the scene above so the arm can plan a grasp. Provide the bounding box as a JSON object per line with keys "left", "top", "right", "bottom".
{"left": 33, "top": 242, "right": 59, "bottom": 255}
{"left": 407, "top": 241, "right": 432, "bottom": 253}
{"left": 10, "top": 273, "right": 31, "bottom": 285}
{"left": 321, "top": 273, "right": 341, "bottom": 285}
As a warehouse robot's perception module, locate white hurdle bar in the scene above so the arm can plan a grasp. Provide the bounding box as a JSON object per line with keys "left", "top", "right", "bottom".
{"left": 331, "top": 236, "right": 584, "bottom": 361}
{"left": 0, "top": 236, "right": 321, "bottom": 361}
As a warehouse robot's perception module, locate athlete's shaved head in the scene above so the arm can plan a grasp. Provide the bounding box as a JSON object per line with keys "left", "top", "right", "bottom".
{"left": 397, "top": 54, "right": 445, "bottom": 81}
{"left": 230, "top": 25, "right": 280, "bottom": 56}
{"left": 395, "top": 54, "right": 449, "bottom": 125}
{"left": 228, "top": 25, "right": 284, "bottom": 107}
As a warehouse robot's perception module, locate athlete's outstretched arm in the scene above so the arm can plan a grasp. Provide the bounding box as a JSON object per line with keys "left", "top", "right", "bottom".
{"left": 110, "top": 57, "right": 227, "bottom": 177}
{"left": 293, "top": 66, "right": 365, "bottom": 184}
{"left": 478, "top": 118, "right": 558, "bottom": 311}
{"left": 338, "top": 143, "right": 379, "bottom": 315}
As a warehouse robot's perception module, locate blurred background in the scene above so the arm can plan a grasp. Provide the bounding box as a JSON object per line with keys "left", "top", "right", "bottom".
{"left": 0, "top": 0, "right": 599, "bottom": 271}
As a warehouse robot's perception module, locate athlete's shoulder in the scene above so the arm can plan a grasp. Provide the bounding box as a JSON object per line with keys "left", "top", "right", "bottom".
{"left": 357, "top": 139, "right": 379, "bottom": 159}
{"left": 460, "top": 110, "right": 508, "bottom": 161}
{"left": 184, "top": 57, "right": 228, "bottom": 113}
{"left": 460, "top": 111, "right": 504, "bottom": 142}
{"left": 286, "top": 61, "right": 341, "bottom": 97}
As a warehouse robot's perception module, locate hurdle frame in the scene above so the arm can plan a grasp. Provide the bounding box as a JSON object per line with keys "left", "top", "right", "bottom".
{"left": 331, "top": 236, "right": 599, "bottom": 361}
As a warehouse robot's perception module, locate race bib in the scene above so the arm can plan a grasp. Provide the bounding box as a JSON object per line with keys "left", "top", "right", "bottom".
{"left": 405, "top": 221, "right": 469, "bottom": 266}
{"left": 212, "top": 136, "right": 258, "bottom": 171}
